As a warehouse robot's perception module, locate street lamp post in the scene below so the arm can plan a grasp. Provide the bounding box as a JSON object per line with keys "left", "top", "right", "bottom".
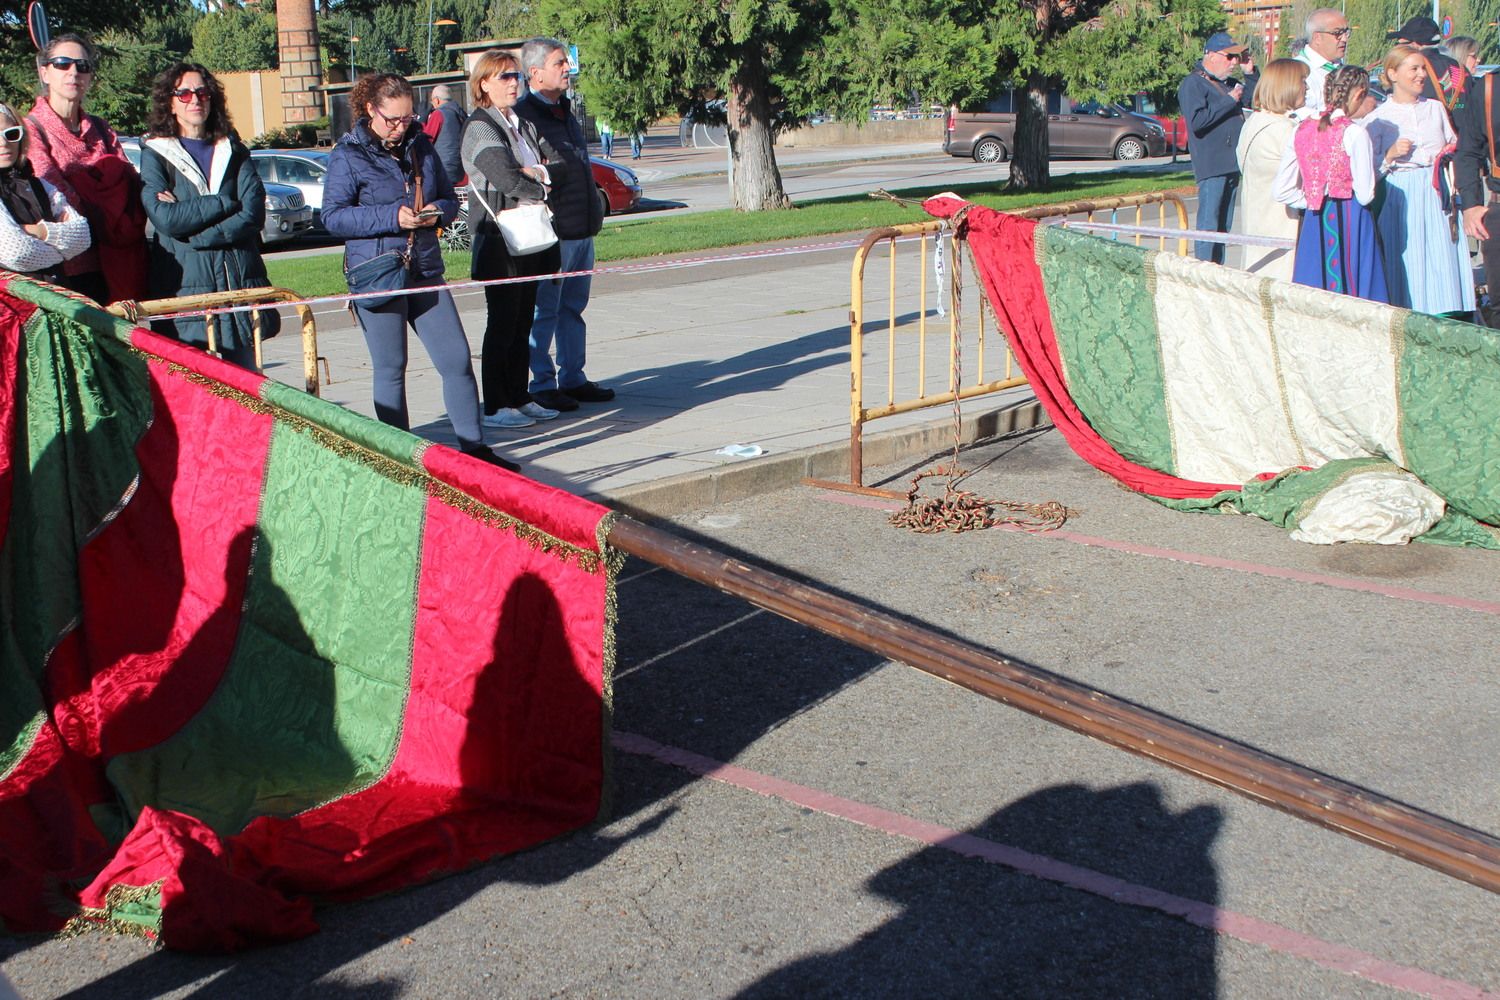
{"left": 425, "top": 0, "right": 457, "bottom": 74}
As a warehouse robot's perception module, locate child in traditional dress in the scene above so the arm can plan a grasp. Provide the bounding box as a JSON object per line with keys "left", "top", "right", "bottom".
{"left": 1272, "top": 65, "right": 1389, "bottom": 302}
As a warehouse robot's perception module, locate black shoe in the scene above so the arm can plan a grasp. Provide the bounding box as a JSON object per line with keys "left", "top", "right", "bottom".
{"left": 531, "top": 389, "right": 580, "bottom": 412}
{"left": 563, "top": 380, "right": 615, "bottom": 403}
{"left": 462, "top": 446, "right": 521, "bottom": 473}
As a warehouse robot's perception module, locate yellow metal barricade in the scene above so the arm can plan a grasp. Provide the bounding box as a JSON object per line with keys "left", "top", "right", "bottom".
{"left": 810, "top": 190, "right": 1190, "bottom": 495}
{"left": 109, "top": 287, "right": 327, "bottom": 396}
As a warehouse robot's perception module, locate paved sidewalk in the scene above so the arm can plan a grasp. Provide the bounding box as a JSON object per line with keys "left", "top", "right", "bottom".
{"left": 254, "top": 235, "right": 1042, "bottom": 514}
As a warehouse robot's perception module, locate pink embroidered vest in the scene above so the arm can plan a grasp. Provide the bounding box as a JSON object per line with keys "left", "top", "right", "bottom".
{"left": 1293, "top": 117, "right": 1355, "bottom": 211}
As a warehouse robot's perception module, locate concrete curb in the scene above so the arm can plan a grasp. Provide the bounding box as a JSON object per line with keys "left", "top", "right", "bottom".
{"left": 594, "top": 396, "right": 1050, "bottom": 520}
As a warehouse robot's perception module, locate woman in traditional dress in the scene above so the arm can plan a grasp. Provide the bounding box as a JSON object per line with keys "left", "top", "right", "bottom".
{"left": 1235, "top": 58, "right": 1308, "bottom": 281}
{"left": 1363, "top": 44, "right": 1476, "bottom": 318}
{"left": 1273, "top": 64, "right": 1388, "bottom": 301}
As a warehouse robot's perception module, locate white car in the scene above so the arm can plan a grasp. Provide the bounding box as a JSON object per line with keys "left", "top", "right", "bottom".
{"left": 250, "top": 149, "right": 329, "bottom": 227}
{"left": 117, "top": 137, "right": 314, "bottom": 245}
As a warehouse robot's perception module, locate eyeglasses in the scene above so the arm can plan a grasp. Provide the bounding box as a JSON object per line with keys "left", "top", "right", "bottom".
{"left": 1315, "top": 27, "right": 1352, "bottom": 39}
{"left": 172, "top": 87, "right": 212, "bottom": 104}
{"left": 496, "top": 71, "right": 523, "bottom": 81}
{"left": 0, "top": 126, "right": 23, "bottom": 143}
{"left": 44, "top": 55, "right": 95, "bottom": 75}
{"left": 372, "top": 109, "right": 417, "bottom": 127}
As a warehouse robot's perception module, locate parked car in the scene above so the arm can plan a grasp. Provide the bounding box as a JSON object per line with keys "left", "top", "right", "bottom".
{"left": 117, "top": 138, "right": 314, "bottom": 245}
{"left": 251, "top": 149, "right": 330, "bottom": 224}
{"left": 592, "top": 156, "right": 642, "bottom": 216}
{"left": 1128, "top": 94, "right": 1188, "bottom": 152}
{"left": 943, "top": 92, "right": 1169, "bottom": 163}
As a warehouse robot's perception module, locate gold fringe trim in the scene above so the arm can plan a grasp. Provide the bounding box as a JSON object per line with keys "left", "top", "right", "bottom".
{"left": 134, "top": 351, "right": 607, "bottom": 572}
{"left": 58, "top": 879, "right": 165, "bottom": 942}
{"left": 594, "top": 511, "right": 625, "bottom": 826}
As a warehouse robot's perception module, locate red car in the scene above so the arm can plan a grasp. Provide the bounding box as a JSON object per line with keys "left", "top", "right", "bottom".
{"left": 1130, "top": 94, "right": 1188, "bottom": 153}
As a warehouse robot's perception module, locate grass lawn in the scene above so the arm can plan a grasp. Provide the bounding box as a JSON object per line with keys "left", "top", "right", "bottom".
{"left": 265, "top": 168, "right": 1195, "bottom": 299}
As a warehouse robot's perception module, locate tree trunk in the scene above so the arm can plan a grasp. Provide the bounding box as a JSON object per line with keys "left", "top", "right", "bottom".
{"left": 726, "top": 49, "right": 791, "bottom": 211}
{"left": 276, "top": 0, "right": 324, "bottom": 127}
{"left": 1009, "top": 72, "right": 1051, "bottom": 190}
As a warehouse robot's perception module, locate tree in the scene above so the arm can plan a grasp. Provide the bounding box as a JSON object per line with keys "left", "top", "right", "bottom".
{"left": 988, "top": 0, "right": 1225, "bottom": 190}
{"left": 0, "top": 0, "right": 177, "bottom": 116}
{"left": 191, "top": 6, "right": 279, "bottom": 72}
{"left": 539, "top": 0, "right": 835, "bottom": 211}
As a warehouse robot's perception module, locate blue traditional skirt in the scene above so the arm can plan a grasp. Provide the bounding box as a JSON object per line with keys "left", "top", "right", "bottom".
{"left": 1374, "top": 167, "right": 1476, "bottom": 316}
{"left": 1291, "top": 197, "right": 1389, "bottom": 303}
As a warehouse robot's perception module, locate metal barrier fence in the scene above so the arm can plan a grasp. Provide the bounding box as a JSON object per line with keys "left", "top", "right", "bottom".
{"left": 108, "top": 287, "right": 326, "bottom": 396}
{"left": 810, "top": 190, "right": 1190, "bottom": 496}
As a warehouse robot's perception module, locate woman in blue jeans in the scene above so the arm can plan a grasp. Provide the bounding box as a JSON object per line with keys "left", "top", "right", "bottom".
{"left": 322, "top": 71, "right": 516, "bottom": 471}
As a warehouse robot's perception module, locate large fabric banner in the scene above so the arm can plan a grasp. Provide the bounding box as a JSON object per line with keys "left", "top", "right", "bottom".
{"left": 926, "top": 196, "right": 1500, "bottom": 548}
{"left": 0, "top": 275, "right": 618, "bottom": 950}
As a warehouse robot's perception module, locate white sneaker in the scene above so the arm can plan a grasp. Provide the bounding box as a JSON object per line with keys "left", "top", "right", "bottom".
{"left": 519, "top": 401, "right": 560, "bottom": 421}
{"left": 481, "top": 407, "right": 535, "bottom": 428}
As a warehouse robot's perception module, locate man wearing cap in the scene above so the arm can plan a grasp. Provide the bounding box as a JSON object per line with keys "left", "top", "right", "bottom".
{"left": 1178, "top": 32, "right": 1256, "bottom": 262}
{"left": 1388, "top": 16, "right": 1461, "bottom": 107}
{"left": 1294, "top": 8, "right": 1350, "bottom": 115}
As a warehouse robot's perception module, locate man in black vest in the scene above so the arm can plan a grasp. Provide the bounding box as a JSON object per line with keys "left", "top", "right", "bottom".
{"left": 516, "top": 36, "right": 612, "bottom": 410}
{"left": 421, "top": 84, "right": 467, "bottom": 187}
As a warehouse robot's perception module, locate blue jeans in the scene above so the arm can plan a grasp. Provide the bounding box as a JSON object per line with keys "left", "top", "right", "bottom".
{"left": 529, "top": 237, "right": 594, "bottom": 393}
{"left": 629, "top": 133, "right": 642, "bottom": 159}
{"left": 1195, "top": 174, "right": 1239, "bottom": 263}
{"left": 599, "top": 132, "right": 613, "bottom": 158}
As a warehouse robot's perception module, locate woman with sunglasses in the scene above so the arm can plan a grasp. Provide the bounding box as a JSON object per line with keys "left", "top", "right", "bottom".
{"left": 26, "top": 33, "right": 147, "bottom": 303}
{"left": 461, "top": 49, "right": 564, "bottom": 429}
{"left": 323, "top": 72, "right": 515, "bottom": 471}
{"left": 0, "top": 103, "right": 90, "bottom": 281}
{"left": 139, "top": 63, "right": 277, "bottom": 370}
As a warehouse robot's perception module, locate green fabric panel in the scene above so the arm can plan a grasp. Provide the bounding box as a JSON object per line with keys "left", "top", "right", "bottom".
{"left": 108, "top": 419, "right": 426, "bottom": 835}
{"left": 1037, "top": 226, "right": 1176, "bottom": 473}
{"left": 0, "top": 308, "right": 151, "bottom": 780}
{"left": 1397, "top": 312, "right": 1500, "bottom": 525}
{"left": 261, "top": 379, "right": 423, "bottom": 468}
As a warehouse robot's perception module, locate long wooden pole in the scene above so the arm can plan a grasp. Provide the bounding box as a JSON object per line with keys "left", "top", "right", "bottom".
{"left": 606, "top": 516, "right": 1500, "bottom": 895}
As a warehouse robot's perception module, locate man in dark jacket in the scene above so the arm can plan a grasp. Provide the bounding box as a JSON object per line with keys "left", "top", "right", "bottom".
{"left": 515, "top": 36, "right": 612, "bottom": 411}
{"left": 421, "top": 84, "right": 467, "bottom": 187}
{"left": 1456, "top": 69, "right": 1500, "bottom": 324}
{"left": 1178, "top": 31, "right": 1254, "bottom": 263}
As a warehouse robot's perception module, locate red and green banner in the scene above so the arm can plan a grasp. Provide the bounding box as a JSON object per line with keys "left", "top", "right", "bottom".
{"left": 926, "top": 197, "right": 1500, "bottom": 548}
{"left": 0, "top": 275, "right": 618, "bottom": 950}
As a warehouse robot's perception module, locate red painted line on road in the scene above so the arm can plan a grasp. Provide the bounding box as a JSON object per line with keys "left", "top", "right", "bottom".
{"left": 812, "top": 492, "right": 1500, "bottom": 616}
{"left": 614, "top": 731, "right": 1495, "bottom": 1000}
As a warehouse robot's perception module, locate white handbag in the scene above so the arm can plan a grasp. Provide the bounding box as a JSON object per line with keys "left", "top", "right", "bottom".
{"left": 470, "top": 182, "right": 558, "bottom": 256}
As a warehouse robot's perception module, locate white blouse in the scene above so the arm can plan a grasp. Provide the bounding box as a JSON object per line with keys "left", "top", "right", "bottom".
{"left": 496, "top": 108, "right": 550, "bottom": 186}
{"left": 1272, "top": 112, "right": 1378, "bottom": 208}
{"left": 1361, "top": 97, "right": 1455, "bottom": 172}
{"left": 0, "top": 177, "right": 91, "bottom": 275}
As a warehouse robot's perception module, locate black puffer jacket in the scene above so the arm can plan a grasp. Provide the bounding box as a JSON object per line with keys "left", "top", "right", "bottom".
{"left": 514, "top": 91, "right": 602, "bottom": 240}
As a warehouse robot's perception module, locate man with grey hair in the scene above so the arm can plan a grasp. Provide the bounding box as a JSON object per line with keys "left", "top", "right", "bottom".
{"left": 1294, "top": 8, "right": 1350, "bottom": 115}
{"left": 421, "top": 83, "right": 467, "bottom": 185}
{"left": 515, "top": 37, "right": 612, "bottom": 410}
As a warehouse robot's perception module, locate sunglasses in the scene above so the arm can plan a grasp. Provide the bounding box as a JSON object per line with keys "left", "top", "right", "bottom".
{"left": 172, "top": 86, "right": 212, "bottom": 103}
{"left": 373, "top": 108, "right": 417, "bottom": 127}
{"left": 1, "top": 126, "right": 23, "bottom": 143}
{"left": 45, "top": 55, "right": 95, "bottom": 74}
{"left": 496, "top": 71, "right": 523, "bottom": 81}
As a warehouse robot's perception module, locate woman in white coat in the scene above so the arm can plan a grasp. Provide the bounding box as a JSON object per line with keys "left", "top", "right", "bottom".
{"left": 1234, "top": 58, "right": 1307, "bottom": 281}
{"left": 0, "top": 101, "right": 89, "bottom": 282}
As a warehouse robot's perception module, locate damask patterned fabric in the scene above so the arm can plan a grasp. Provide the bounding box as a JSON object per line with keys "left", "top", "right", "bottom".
{"left": 0, "top": 275, "right": 618, "bottom": 950}
{"left": 924, "top": 195, "right": 1500, "bottom": 547}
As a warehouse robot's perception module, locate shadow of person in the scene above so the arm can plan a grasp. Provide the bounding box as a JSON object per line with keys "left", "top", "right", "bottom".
{"left": 735, "top": 782, "right": 1223, "bottom": 1000}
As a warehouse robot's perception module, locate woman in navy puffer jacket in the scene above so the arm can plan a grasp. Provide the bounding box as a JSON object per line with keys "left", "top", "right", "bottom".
{"left": 323, "top": 72, "right": 515, "bottom": 471}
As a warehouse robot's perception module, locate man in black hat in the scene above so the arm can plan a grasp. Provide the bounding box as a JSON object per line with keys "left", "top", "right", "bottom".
{"left": 1178, "top": 31, "right": 1255, "bottom": 263}
{"left": 1388, "top": 16, "right": 1461, "bottom": 107}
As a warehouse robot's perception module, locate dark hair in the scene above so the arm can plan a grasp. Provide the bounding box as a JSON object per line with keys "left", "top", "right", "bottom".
{"left": 349, "top": 72, "right": 415, "bottom": 121}
{"left": 1319, "top": 64, "right": 1368, "bottom": 130}
{"left": 145, "top": 63, "right": 232, "bottom": 141}
{"left": 37, "top": 32, "right": 99, "bottom": 70}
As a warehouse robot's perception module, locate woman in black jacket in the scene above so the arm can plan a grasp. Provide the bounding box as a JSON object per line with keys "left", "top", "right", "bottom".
{"left": 323, "top": 72, "right": 514, "bottom": 471}
{"left": 140, "top": 63, "right": 273, "bottom": 370}
{"left": 461, "top": 48, "right": 563, "bottom": 429}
